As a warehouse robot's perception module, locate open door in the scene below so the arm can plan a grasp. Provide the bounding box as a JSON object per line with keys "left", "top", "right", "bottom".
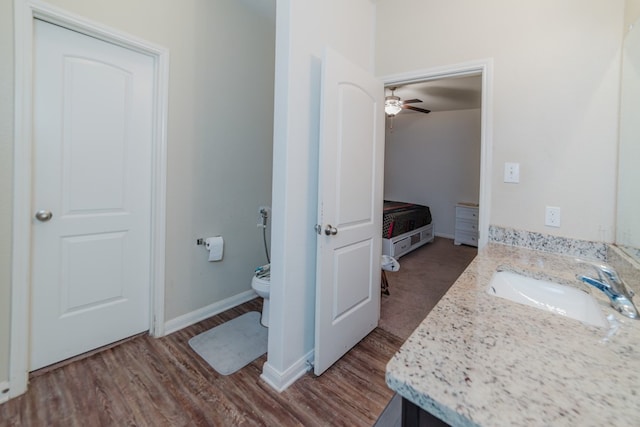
{"left": 314, "top": 48, "right": 385, "bottom": 375}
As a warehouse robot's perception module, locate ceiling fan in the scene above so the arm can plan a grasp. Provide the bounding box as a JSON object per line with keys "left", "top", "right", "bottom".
{"left": 384, "top": 87, "right": 431, "bottom": 116}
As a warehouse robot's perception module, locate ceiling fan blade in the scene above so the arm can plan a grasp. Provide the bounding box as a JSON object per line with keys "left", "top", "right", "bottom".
{"left": 403, "top": 105, "right": 431, "bottom": 114}
{"left": 401, "top": 99, "right": 422, "bottom": 104}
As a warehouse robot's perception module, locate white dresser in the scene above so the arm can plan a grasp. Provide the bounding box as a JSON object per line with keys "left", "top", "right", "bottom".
{"left": 454, "top": 203, "right": 479, "bottom": 247}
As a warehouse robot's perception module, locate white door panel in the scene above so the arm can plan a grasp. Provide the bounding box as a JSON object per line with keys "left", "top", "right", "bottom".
{"left": 335, "top": 86, "right": 376, "bottom": 227}
{"left": 64, "top": 58, "right": 129, "bottom": 212}
{"left": 332, "top": 240, "right": 374, "bottom": 321}
{"left": 314, "top": 48, "right": 384, "bottom": 375}
{"left": 31, "top": 20, "right": 153, "bottom": 370}
{"left": 60, "top": 232, "right": 127, "bottom": 313}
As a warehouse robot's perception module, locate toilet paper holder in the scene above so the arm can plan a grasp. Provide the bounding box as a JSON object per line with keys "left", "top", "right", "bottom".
{"left": 196, "top": 237, "right": 222, "bottom": 248}
{"left": 197, "top": 236, "right": 224, "bottom": 262}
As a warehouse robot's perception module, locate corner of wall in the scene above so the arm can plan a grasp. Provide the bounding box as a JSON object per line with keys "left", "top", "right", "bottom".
{"left": 260, "top": 349, "right": 314, "bottom": 392}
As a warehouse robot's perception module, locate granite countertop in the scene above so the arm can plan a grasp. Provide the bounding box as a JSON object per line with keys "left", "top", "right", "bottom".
{"left": 386, "top": 243, "right": 640, "bottom": 427}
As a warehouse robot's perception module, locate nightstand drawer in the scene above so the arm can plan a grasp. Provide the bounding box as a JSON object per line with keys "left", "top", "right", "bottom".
{"left": 454, "top": 230, "right": 478, "bottom": 246}
{"left": 455, "top": 206, "right": 479, "bottom": 221}
{"left": 456, "top": 219, "right": 478, "bottom": 233}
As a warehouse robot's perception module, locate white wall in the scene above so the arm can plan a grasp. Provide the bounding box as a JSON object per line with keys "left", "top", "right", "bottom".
{"left": 264, "top": 0, "right": 376, "bottom": 390}
{"left": 0, "top": 0, "right": 275, "bottom": 386}
{"left": 626, "top": 0, "right": 640, "bottom": 28}
{"left": 377, "top": 0, "right": 624, "bottom": 243}
{"left": 384, "top": 109, "right": 481, "bottom": 238}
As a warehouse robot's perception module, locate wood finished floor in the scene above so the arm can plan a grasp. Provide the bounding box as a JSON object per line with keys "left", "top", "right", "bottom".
{"left": 0, "top": 239, "right": 474, "bottom": 426}
{"left": 0, "top": 298, "right": 404, "bottom": 427}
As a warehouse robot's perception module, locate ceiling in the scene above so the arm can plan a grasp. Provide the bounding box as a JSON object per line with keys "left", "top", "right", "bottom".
{"left": 236, "top": 2, "right": 480, "bottom": 115}
{"left": 387, "top": 75, "right": 482, "bottom": 114}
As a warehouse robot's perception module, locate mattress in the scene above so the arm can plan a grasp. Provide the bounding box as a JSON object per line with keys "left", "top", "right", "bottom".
{"left": 382, "top": 200, "right": 432, "bottom": 239}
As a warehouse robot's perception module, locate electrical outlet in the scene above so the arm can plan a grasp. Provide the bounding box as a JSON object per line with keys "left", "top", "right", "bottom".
{"left": 504, "top": 162, "right": 520, "bottom": 183}
{"left": 545, "top": 206, "right": 561, "bottom": 227}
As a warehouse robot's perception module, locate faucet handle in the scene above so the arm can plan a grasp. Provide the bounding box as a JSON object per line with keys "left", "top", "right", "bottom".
{"left": 578, "top": 274, "right": 639, "bottom": 320}
{"left": 575, "top": 259, "right": 620, "bottom": 283}
{"left": 599, "top": 264, "right": 620, "bottom": 282}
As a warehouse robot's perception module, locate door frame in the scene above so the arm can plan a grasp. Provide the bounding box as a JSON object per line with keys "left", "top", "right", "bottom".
{"left": 10, "top": 0, "right": 169, "bottom": 397}
{"left": 380, "top": 58, "right": 493, "bottom": 248}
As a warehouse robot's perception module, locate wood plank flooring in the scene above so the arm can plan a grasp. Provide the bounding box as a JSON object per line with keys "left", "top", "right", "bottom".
{"left": 0, "top": 238, "right": 474, "bottom": 426}
{"left": 0, "top": 299, "right": 403, "bottom": 427}
{"left": 380, "top": 237, "right": 477, "bottom": 340}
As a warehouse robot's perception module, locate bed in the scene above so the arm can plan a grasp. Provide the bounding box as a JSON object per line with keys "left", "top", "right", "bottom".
{"left": 382, "top": 200, "right": 434, "bottom": 258}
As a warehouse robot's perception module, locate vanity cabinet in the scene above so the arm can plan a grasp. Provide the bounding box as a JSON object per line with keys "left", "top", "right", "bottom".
{"left": 454, "top": 203, "right": 479, "bottom": 247}
{"left": 402, "top": 398, "right": 449, "bottom": 427}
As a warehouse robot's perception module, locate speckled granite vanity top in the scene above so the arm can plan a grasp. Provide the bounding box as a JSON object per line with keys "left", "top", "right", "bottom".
{"left": 386, "top": 243, "right": 640, "bottom": 427}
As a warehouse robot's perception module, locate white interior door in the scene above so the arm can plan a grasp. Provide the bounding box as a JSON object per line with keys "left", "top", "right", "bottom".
{"left": 30, "top": 20, "right": 154, "bottom": 370}
{"left": 314, "top": 48, "right": 385, "bottom": 375}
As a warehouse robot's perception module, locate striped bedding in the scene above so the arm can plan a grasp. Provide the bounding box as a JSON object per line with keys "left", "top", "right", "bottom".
{"left": 382, "top": 200, "right": 432, "bottom": 239}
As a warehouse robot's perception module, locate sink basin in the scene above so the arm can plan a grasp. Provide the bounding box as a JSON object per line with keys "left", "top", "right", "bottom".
{"left": 487, "top": 271, "right": 607, "bottom": 327}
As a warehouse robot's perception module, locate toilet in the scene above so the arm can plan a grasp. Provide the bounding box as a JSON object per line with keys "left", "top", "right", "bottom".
{"left": 251, "top": 265, "right": 270, "bottom": 327}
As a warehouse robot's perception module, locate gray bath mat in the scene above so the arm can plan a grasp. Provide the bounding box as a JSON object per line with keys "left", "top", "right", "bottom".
{"left": 189, "top": 311, "right": 267, "bottom": 375}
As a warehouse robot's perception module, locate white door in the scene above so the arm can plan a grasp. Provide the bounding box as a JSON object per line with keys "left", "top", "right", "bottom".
{"left": 30, "top": 20, "right": 154, "bottom": 370}
{"left": 314, "top": 48, "right": 385, "bottom": 375}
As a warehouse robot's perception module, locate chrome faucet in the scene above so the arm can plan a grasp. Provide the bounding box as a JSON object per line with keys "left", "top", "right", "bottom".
{"left": 576, "top": 261, "right": 638, "bottom": 320}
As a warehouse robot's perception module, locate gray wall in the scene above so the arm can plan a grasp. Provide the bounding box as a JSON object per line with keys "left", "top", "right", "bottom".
{"left": 0, "top": 0, "right": 275, "bottom": 385}
{"left": 0, "top": 0, "right": 14, "bottom": 386}
{"left": 384, "top": 109, "right": 481, "bottom": 238}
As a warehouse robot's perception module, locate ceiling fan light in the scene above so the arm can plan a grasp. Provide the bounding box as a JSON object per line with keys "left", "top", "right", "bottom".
{"left": 385, "top": 97, "right": 402, "bottom": 116}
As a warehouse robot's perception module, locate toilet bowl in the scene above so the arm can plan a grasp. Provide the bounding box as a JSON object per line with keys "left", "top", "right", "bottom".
{"left": 251, "top": 265, "right": 270, "bottom": 327}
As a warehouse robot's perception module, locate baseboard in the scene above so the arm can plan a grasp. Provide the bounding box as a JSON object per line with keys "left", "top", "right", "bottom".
{"left": 260, "top": 349, "right": 314, "bottom": 392}
{"left": 435, "top": 232, "right": 455, "bottom": 240}
{"left": 0, "top": 381, "right": 10, "bottom": 404}
{"left": 163, "top": 290, "right": 258, "bottom": 335}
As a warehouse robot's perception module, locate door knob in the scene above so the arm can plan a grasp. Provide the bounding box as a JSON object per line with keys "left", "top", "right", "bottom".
{"left": 324, "top": 225, "right": 338, "bottom": 236}
{"left": 34, "top": 210, "right": 53, "bottom": 222}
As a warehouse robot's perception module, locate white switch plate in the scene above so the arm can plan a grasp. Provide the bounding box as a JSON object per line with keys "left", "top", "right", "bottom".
{"left": 545, "top": 206, "right": 561, "bottom": 227}
{"left": 504, "top": 162, "right": 520, "bottom": 183}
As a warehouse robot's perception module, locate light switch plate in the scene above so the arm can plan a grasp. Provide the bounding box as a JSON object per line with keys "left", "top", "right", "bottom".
{"left": 504, "top": 162, "right": 520, "bottom": 183}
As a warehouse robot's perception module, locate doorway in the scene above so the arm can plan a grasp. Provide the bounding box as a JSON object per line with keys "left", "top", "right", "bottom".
{"left": 382, "top": 60, "right": 493, "bottom": 249}
{"left": 379, "top": 70, "right": 486, "bottom": 339}
{"left": 383, "top": 75, "right": 482, "bottom": 241}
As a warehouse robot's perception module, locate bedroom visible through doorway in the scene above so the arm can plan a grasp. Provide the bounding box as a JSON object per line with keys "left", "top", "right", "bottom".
{"left": 381, "top": 59, "right": 492, "bottom": 250}
{"left": 383, "top": 74, "right": 482, "bottom": 246}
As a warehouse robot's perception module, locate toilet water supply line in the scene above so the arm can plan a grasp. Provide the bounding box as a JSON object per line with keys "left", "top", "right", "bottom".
{"left": 259, "top": 207, "right": 270, "bottom": 264}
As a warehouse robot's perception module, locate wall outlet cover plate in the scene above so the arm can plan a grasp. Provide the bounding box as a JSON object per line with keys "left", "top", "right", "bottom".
{"left": 504, "top": 162, "right": 520, "bottom": 183}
